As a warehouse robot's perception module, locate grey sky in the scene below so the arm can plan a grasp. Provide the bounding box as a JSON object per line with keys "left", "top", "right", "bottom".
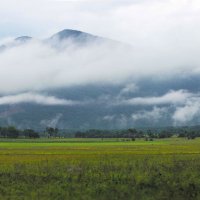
{"left": 1, "top": 0, "right": 200, "bottom": 45}
{"left": 1, "top": 0, "right": 200, "bottom": 95}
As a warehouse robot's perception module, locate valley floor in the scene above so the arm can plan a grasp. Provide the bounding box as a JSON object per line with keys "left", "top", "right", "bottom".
{"left": 0, "top": 138, "right": 200, "bottom": 199}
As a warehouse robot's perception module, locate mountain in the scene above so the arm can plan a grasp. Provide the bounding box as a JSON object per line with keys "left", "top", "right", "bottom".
{"left": 0, "top": 36, "right": 32, "bottom": 52}
{"left": 15, "top": 36, "right": 32, "bottom": 43}
{"left": 0, "top": 29, "right": 108, "bottom": 52}
{"left": 50, "top": 29, "right": 99, "bottom": 43}
{"left": 0, "top": 29, "right": 198, "bottom": 130}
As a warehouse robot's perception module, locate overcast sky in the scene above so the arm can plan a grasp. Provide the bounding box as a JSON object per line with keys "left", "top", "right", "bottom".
{"left": 1, "top": 0, "right": 200, "bottom": 125}
{"left": 1, "top": 0, "right": 200, "bottom": 94}
{"left": 0, "top": 0, "right": 200, "bottom": 45}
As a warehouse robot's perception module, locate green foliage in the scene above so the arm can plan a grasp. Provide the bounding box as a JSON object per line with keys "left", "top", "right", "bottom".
{"left": 0, "top": 138, "right": 200, "bottom": 199}
{"left": 1, "top": 125, "right": 200, "bottom": 139}
{"left": 0, "top": 126, "right": 41, "bottom": 139}
{"left": 24, "top": 129, "right": 40, "bottom": 139}
{"left": 46, "top": 127, "right": 59, "bottom": 138}
{"left": 0, "top": 126, "right": 20, "bottom": 138}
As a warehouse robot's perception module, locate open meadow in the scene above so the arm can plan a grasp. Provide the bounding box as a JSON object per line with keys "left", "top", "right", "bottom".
{"left": 1, "top": 138, "right": 200, "bottom": 200}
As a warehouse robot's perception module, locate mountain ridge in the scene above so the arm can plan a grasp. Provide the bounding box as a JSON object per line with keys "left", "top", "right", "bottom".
{"left": 0, "top": 29, "right": 198, "bottom": 129}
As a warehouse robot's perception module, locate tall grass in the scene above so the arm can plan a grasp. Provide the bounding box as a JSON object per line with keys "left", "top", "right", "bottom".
{"left": 0, "top": 138, "right": 200, "bottom": 200}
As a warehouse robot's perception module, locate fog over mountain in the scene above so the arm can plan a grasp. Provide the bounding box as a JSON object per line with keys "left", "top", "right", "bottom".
{"left": 0, "top": 28, "right": 200, "bottom": 129}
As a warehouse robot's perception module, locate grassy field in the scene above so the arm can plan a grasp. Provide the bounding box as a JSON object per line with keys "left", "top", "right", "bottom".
{"left": 1, "top": 138, "right": 200, "bottom": 200}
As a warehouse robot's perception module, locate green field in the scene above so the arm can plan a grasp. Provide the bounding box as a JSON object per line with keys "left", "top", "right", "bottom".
{"left": 1, "top": 138, "right": 200, "bottom": 200}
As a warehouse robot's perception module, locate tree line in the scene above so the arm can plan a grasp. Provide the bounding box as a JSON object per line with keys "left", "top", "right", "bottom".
{"left": 0, "top": 126, "right": 40, "bottom": 138}
{"left": 75, "top": 127, "right": 200, "bottom": 139}
{"left": 0, "top": 126, "right": 200, "bottom": 139}
{"left": 0, "top": 126, "right": 60, "bottom": 139}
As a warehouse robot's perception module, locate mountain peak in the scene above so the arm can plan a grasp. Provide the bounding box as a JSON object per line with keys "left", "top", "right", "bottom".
{"left": 57, "top": 29, "right": 85, "bottom": 37}
{"left": 15, "top": 36, "right": 32, "bottom": 42}
{"left": 50, "top": 29, "right": 99, "bottom": 43}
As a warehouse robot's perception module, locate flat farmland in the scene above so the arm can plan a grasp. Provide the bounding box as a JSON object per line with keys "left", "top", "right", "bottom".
{"left": 0, "top": 138, "right": 200, "bottom": 200}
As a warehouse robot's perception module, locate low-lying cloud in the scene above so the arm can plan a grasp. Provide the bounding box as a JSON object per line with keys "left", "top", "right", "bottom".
{"left": 0, "top": 92, "right": 79, "bottom": 106}
{"left": 0, "top": 35, "right": 200, "bottom": 95}
{"left": 114, "top": 89, "right": 200, "bottom": 124}
{"left": 0, "top": 39, "right": 134, "bottom": 93}
{"left": 172, "top": 95, "right": 200, "bottom": 124}
{"left": 131, "top": 107, "right": 167, "bottom": 122}
{"left": 40, "top": 113, "right": 63, "bottom": 128}
{"left": 118, "top": 90, "right": 191, "bottom": 106}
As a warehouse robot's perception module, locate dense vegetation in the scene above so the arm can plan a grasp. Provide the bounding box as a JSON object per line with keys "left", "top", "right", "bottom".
{"left": 1, "top": 138, "right": 200, "bottom": 199}
{"left": 0, "top": 126, "right": 40, "bottom": 138}
{"left": 1, "top": 125, "right": 200, "bottom": 139}
{"left": 75, "top": 127, "right": 200, "bottom": 139}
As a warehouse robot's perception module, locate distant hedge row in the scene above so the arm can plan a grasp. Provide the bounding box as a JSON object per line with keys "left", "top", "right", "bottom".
{"left": 0, "top": 126, "right": 200, "bottom": 139}
{"left": 0, "top": 127, "right": 40, "bottom": 138}
{"left": 75, "top": 128, "right": 200, "bottom": 139}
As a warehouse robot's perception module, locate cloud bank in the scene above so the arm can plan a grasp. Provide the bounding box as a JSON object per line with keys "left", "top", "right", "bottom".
{"left": 0, "top": 92, "right": 79, "bottom": 106}
{"left": 1, "top": 0, "right": 200, "bottom": 96}
{"left": 131, "top": 107, "right": 167, "bottom": 122}
{"left": 118, "top": 90, "right": 191, "bottom": 106}
{"left": 0, "top": 36, "right": 200, "bottom": 95}
{"left": 114, "top": 90, "right": 200, "bottom": 125}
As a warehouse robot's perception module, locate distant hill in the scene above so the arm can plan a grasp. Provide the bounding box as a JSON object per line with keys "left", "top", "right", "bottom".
{"left": 15, "top": 36, "right": 32, "bottom": 42}
{"left": 0, "top": 29, "right": 198, "bottom": 130}
{"left": 50, "top": 29, "right": 99, "bottom": 42}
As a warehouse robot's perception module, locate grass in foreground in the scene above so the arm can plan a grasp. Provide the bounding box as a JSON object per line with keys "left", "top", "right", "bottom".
{"left": 0, "top": 138, "right": 200, "bottom": 200}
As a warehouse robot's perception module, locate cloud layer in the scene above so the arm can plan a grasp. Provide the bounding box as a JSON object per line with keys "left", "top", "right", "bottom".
{"left": 1, "top": 0, "right": 200, "bottom": 96}
{"left": 0, "top": 36, "right": 200, "bottom": 95}
{"left": 0, "top": 92, "right": 79, "bottom": 106}
{"left": 118, "top": 90, "right": 191, "bottom": 106}
{"left": 115, "top": 90, "right": 200, "bottom": 125}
